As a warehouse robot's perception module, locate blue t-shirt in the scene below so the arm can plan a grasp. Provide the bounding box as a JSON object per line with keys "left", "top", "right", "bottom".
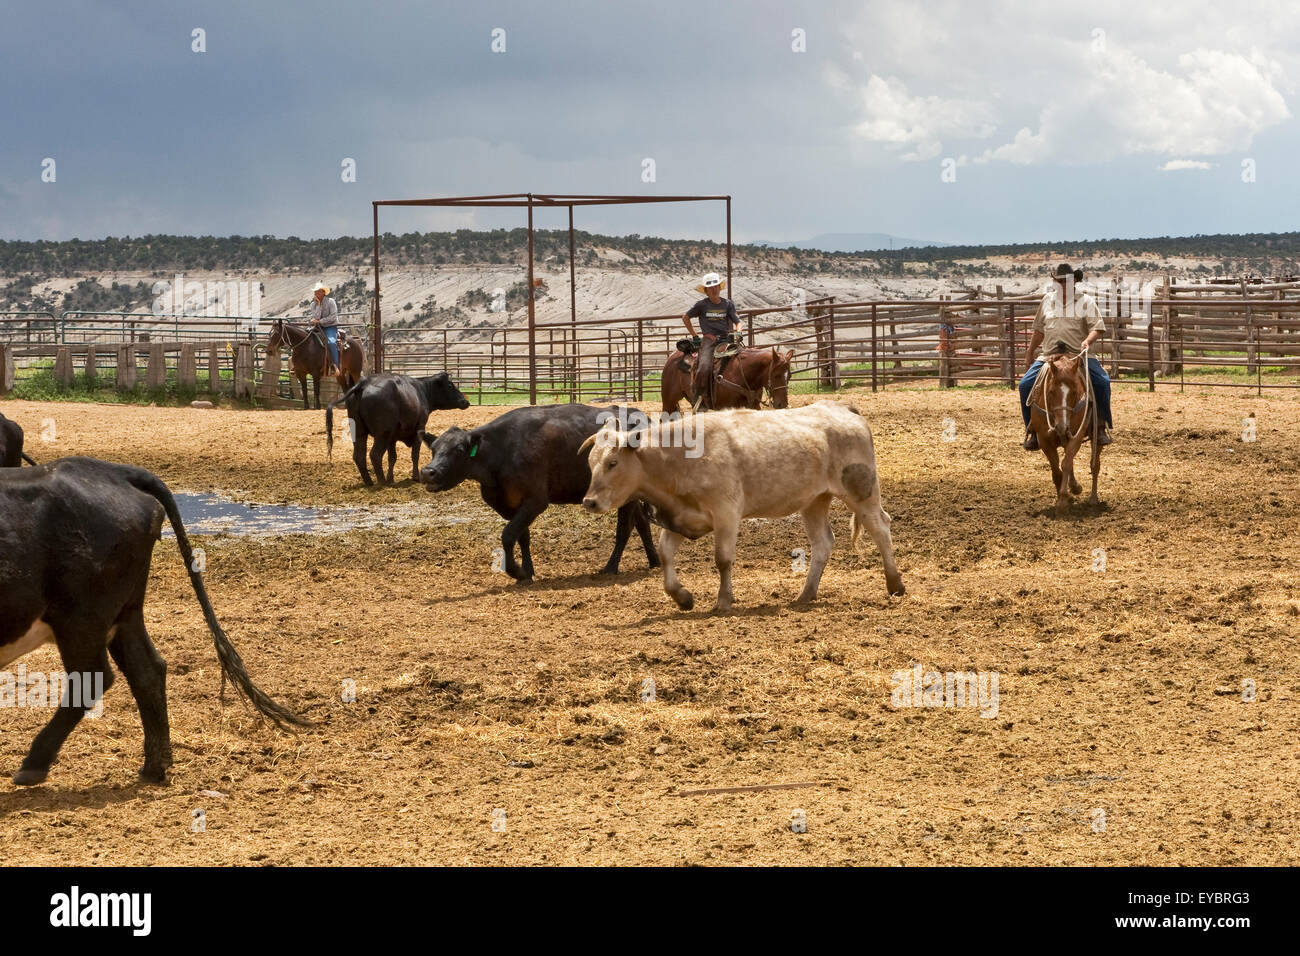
{"left": 687, "top": 296, "right": 739, "bottom": 336}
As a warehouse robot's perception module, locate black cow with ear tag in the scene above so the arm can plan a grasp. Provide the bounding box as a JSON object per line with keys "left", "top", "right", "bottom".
{"left": 419, "top": 404, "right": 658, "bottom": 582}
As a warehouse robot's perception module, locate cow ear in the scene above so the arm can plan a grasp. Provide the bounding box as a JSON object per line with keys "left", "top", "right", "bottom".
{"left": 420, "top": 430, "right": 437, "bottom": 449}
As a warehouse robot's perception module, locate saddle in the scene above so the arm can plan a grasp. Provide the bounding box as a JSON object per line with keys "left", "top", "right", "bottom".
{"left": 675, "top": 335, "right": 744, "bottom": 376}
{"left": 314, "top": 326, "right": 351, "bottom": 376}
{"left": 675, "top": 336, "right": 749, "bottom": 396}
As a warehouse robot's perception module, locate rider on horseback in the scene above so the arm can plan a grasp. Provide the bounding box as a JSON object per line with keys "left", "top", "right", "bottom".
{"left": 309, "top": 282, "right": 340, "bottom": 373}
{"left": 1020, "top": 264, "right": 1113, "bottom": 451}
{"left": 681, "top": 272, "right": 741, "bottom": 411}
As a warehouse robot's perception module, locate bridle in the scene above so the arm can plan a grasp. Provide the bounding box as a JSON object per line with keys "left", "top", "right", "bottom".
{"left": 271, "top": 319, "right": 328, "bottom": 359}
{"left": 1033, "top": 347, "right": 1093, "bottom": 442}
{"left": 711, "top": 346, "right": 787, "bottom": 407}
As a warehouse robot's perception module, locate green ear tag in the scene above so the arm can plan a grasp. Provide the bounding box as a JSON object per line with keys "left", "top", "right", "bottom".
{"left": 469, "top": 441, "right": 478, "bottom": 458}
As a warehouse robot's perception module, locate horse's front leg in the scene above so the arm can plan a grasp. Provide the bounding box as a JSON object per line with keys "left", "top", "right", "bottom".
{"left": 1089, "top": 433, "right": 1102, "bottom": 506}
{"left": 1039, "top": 439, "right": 1066, "bottom": 515}
{"left": 1064, "top": 436, "right": 1086, "bottom": 492}
{"left": 1057, "top": 441, "right": 1082, "bottom": 516}
{"left": 299, "top": 375, "right": 309, "bottom": 410}
{"left": 312, "top": 375, "right": 322, "bottom": 411}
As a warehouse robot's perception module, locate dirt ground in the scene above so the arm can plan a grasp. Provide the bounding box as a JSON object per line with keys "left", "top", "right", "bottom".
{"left": 1, "top": 382, "right": 1298, "bottom": 866}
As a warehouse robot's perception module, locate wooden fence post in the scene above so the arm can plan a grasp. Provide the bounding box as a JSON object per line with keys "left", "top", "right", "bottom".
{"left": 0, "top": 345, "right": 13, "bottom": 394}
{"left": 1242, "top": 279, "right": 1257, "bottom": 373}
{"left": 260, "top": 347, "right": 279, "bottom": 400}
{"left": 85, "top": 345, "right": 98, "bottom": 385}
{"left": 179, "top": 344, "right": 197, "bottom": 389}
{"left": 234, "top": 343, "right": 253, "bottom": 398}
{"left": 146, "top": 343, "right": 166, "bottom": 389}
{"left": 938, "top": 300, "right": 952, "bottom": 388}
{"left": 826, "top": 300, "right": 839, "bottom": 390}
{"left": 208, "top": 346, "right": 221, "bottom": 393}
{"left": 116, "top": 345, "right": 137, "bottom": 390}
{"left": 870, "top": 304, "right": 878, "bottom": 393}
{"left": 54, "top": 346, "right": 73, "bottom": 386}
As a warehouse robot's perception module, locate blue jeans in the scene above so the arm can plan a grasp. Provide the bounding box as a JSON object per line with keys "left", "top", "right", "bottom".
{"left": 323, "top": 326, "right": 339, "bottom": 367}
{"left": 1019, "top": 356, "right": 1112, "bottom": 430}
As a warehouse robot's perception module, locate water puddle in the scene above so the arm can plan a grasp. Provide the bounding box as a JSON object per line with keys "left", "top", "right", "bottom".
{"left": 164, "top": 492, "right": 473, "bottom": 538}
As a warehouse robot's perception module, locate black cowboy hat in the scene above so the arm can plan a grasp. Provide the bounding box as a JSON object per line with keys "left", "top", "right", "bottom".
{"left": 1053, "top": 263, "right": 1085, "bottom": 282}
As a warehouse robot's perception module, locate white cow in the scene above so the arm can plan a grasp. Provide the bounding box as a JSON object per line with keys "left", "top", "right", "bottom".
{"left": 580, "top": 401, "right": 904, "bottom": 612}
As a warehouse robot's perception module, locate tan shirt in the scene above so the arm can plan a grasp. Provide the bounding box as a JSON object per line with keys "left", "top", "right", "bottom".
{"left": 1032, "top": 283, "right": 1104, "bottom": 356}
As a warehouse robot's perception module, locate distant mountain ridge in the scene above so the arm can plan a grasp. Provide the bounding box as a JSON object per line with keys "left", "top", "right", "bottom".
{"left": 753, "top": 232, "right": 949, "bottom": 252}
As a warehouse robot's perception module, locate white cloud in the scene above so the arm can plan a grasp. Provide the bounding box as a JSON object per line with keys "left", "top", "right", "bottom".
{"left": 827, "top": 69, "right": 996, "bottom": 161}
{"left": 982, "top": 46, "right": 1290, "bottom": 165}
{"left": 1160, "top": 159, "right": 1213, "bottom": 170}
{"left": 829, "top": 0, "right": 1294, "bottom": 168}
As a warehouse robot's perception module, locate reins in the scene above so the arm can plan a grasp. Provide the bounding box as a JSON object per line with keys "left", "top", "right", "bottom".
{"left": 271, "top": 321, "right": 341, "bottom": 376}
{"left": 1031, "top": 348, "right": 1093, "bottom": 443}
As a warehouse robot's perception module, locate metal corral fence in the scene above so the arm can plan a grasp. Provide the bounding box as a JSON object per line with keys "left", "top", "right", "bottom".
{"left": 380, "top": 281, "right": 1300, "bottom": 402}
{"left": 0, "top": 312, "right": 366, "bottom": 404}
{"left": 6, "top": 288, "right": 1300, "bottom": 403}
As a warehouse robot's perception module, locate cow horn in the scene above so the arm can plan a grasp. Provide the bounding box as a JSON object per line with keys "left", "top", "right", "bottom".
{"left": 578, "top": 433, "right": 599, "bottom": 456}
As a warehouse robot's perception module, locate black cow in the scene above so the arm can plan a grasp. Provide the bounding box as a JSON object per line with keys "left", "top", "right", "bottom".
{"left": 0, "top": 457, "right": 306, "bottom": 785}
{"left": 0, "top": 411, "right": 37, "bottom": 467}
{"left": 326, "top": 372, "right": 470, "bottom": 486}
{"left": 419, "top": 404, "right": 659, "bottom": 581}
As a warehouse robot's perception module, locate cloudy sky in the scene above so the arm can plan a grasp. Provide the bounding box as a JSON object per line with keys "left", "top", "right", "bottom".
{"left": 2, "top": 0, "right": 1298, "bottom": 246}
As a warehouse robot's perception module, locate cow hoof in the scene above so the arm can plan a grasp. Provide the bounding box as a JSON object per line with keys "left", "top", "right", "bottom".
{"left": 598, "top": 565, "right": 619, "bottom": 576}
{"left": 138, "top": 767, "right": 169, "bottom": 786}
{"left": 672, "top": 592, "right": 695, "bottom": 611}
{"left": 887, "top": 576, "right": 906, "bottom": 598}
{"left": 12, "top": 767, "right": 48, "bottom": 786}
{"left": 513, "top": 576, "right": 534, "bottom": 586}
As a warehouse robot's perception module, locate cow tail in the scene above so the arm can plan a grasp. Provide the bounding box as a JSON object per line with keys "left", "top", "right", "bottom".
{"left": 123, "top": 468, "right": 310, "bottom": 730}
{"left": 21, "top": 451, "right": 37, "bottom": 466}
{"left": 324, "top": 378, "right": 365, "bottom": 460}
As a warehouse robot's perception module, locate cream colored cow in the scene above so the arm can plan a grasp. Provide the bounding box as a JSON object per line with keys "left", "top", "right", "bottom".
{"left": 580, "top": 402, "right": 904, "bottom": 612}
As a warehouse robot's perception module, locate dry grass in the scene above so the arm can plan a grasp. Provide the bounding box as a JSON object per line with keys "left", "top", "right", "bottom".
{"left": 0, "top": 382, "right": 1297, "bottom": 865}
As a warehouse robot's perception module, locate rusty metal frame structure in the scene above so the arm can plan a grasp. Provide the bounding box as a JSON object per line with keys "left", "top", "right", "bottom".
{"left": 371, "top": 193, "right": 731, "bottom": 403}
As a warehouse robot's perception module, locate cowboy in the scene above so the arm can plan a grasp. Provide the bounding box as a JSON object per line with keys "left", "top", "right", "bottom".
{"left": 309, "top": 282, "right": 340, "bottom": 371}
{"left": 681, "top": 272, "right": 741, "bottom": 410}
{"left": 1019, "top": 264, "right": 1113, "bottom": 450}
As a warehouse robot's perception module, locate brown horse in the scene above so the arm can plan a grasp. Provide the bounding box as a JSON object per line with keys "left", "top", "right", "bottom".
{"left": 267, "top": 319, "right": 364, "bottom": 410}
{"left": 661, "top": 346, "right": 794, "bottom": 412}
{"left": 1027, "top": 349, "right": 1103, "bottom": 516}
